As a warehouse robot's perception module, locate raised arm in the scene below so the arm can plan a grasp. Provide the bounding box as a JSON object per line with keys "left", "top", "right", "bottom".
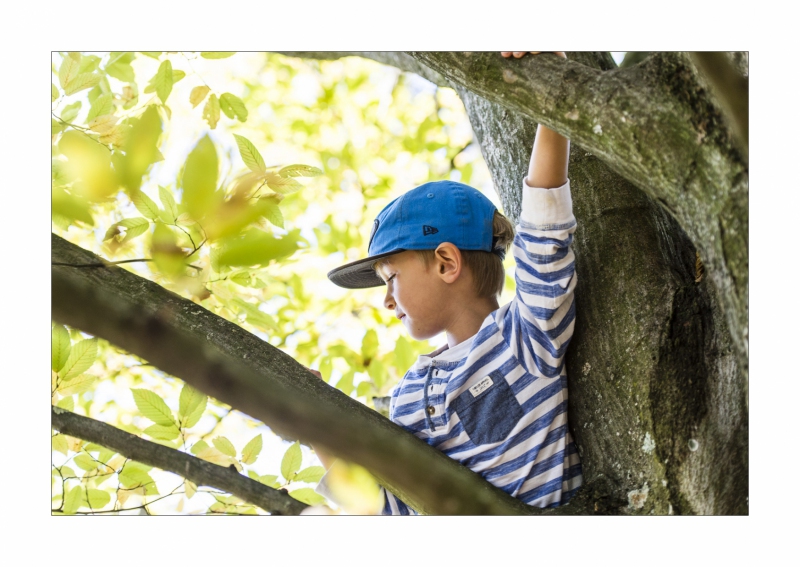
{"left": 502, "top": 52, "right": 570, "bottom": 189}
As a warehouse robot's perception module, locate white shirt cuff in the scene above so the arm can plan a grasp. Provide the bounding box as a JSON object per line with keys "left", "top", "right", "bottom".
{"left": 520, "top": 179, "right": 574, "bottom": 228}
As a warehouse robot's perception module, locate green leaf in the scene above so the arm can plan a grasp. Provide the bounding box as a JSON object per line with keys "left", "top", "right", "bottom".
{"left": 178, "top": 384, "right": 207, "bottom": 428}
{"left": 260, "top": 474, "right": 280, "bottom": 488}
{"left": 367, "top": 358, "right": 387, "bottom": 388}
{"left": 104, "top": 217, "right": 150, "bottom": 244}
{"left": 118, "top": 463, "right": 155, "bottom": 489}
{"left": 189, "top": 85, "right": 210, "bottom": 108}
{"left": 58, "top": 55, "right": 80, "bottom": 89}
{"left": 56, "top": 396, "right": 75, "bottom": 411}
{"left": 131, "top": 389, "right": 176, "bottom": 427}
{"left": 60, "top": 101, "right": 81, "bottom": 123}
{"left": 185, "top": 480, "right": 197, "bottom": 499}
{"left": 203, "top": 94, "right": 220, "bottom": 129}
{"left": 144, "top": 70, "right": 186, "bottom": 94}
{"left": 361, "top": 329, "right": 378, "bottom": 362}
{"left": 288, "top": 487, "right": 325, "bottom": 506}
{"left": 159, "top": 186, "right": 178, "bottom": 221}
{"left": 217, "top": 228, "right": 301, "bottom": 268}
{"left": 131, "top": 190, "right": 161, "bottom": 220}
{"left": 52, "top": 324, "right": 71, "bottom": 372}
{"left": 105, "top": 52, "right": 136, "bottom": 82}
{"left": 219, "top": 92, "right": 248, "bottom": 122}
{"left": 62, "top": 486, "right": 83, "bottom": 515}
{"left": 57, "top": 374, "right": 97, "bottom": 397}
{"left": 52, "top": 82, "right": 60, "bottom": 102}
{"left": 140, "top": 51, "right": 161, "bottom": 59}
{"left": 52, "top": 434, "right": 69, "bottom": 456}
{"left": 52, "top": 186, "right": 94, "bottom": 226}
{"left": 278, "top": 164, "right": 323, "bottom": 178}
{"left": 201, "top": 52, "right": 236, "bottom": 59}
{"left": 64, "top": 73, "right": 102, "bottom": 96}
{"left": 280, "top": 442, "right": 302, "bottom": 481}
{"left": 144, "top": 423, "right": 181, "bottom": 440}
{"left": 190, "top": 440, "right": 209, "bottom": 455}
{"left": 394, "top": 336, "right": 415, "bottom": 371}
{"left": 154, "top": 59, "right": 173, "bottom": 103}
{"left": 233, "top": 134, "right": 266, "bottom": 173}
{"left": 78, "top": 55, "right": 101, "bottom": 74}
{"left": 212, "top": 436, "right": 237, "bottom": 457}
{"left": 241, "top": 434, "right": 263, "bottom": 465}
{"left": 119, "top": 105, "right": 163, "bottom": 193}
{"left": 182, "top": 135, "right": 219, "bottom": 219}
{"left": 335, "top": 371, "right": 355, "bottom": 396}
{"left": 73, "top": 453, "right": 99, "bottom": 471}
{"left": 86, "top": 488, "right": 110, "bottom": 509}
{"left": 260, "top": 198, "right": 284, "bottom": 229}
{"left": 60, "top": 465, "right": 77, "bottom": 479}
{"left": 266, "top": 175, "right": 303, "bottom": 195}
{"left": 87, "top": 93, "right": 113, "bottom": 123}
{"left": 293, "top": 466, "right": 325, "bottom": 484}
{"left": 60, "top": 338, "right": 97, "bottom": 381}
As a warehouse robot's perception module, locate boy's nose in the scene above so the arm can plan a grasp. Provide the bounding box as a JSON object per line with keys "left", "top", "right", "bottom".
{"left": 383, "top": 290, "right": 395, "bottom": 311}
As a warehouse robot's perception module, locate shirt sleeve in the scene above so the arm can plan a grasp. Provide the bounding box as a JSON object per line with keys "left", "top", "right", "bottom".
{"left": 497, "top": 179, "right": 577, "bottom": 379}
{"left": 380, "top": 487, "right": 417, "bottom": 515}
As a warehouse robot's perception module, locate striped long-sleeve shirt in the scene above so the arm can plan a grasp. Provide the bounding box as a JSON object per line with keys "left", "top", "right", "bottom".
{"left": 382, "top": 179, "right": 582, "bottom": 515}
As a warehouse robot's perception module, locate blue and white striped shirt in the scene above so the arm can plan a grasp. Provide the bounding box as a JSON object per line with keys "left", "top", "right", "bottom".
{"left": 382, "top": 180, "right": 582, "bottom": 515}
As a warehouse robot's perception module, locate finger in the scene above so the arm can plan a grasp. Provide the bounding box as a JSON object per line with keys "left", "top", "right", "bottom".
{"left": 500, "top": 52, "right": 512, "bottom": 57}
{"left": 513, "top": 52, "right": 526, "bottom": 58}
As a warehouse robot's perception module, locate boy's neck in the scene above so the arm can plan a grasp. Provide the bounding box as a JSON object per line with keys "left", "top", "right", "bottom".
{"left": 444, "top": 295, "right": 500, "bottom": 348}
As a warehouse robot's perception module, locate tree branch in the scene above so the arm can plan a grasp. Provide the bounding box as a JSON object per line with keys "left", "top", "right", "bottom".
{"left": 51, "top": 234, "right": 549, "bottom": 515}
{"left": 51, "top": 406, "right": 307, "bottom": 515}
{"left": 403, "top": 50, "right": 749, "bottom": 381}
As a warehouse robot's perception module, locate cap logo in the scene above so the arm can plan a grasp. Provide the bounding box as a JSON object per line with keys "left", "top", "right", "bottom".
{"left": 368, "top": 219, "right": 379, "bottom": 251}
{"left": 422, "top": 225, "right": 439, "bottom": 236}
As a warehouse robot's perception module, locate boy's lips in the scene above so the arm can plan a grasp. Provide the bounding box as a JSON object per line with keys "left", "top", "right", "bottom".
{"left": 397, "top": 313, "right": 406, "bottom": 321}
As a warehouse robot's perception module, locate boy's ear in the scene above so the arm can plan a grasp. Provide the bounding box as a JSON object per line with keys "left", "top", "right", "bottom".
{"left": 434, "top": 243, "right": 462, "bottom": 284}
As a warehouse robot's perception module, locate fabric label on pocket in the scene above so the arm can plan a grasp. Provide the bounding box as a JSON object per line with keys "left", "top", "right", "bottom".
{"left": 469, "top": 376, "right": 493, "bottom": 398}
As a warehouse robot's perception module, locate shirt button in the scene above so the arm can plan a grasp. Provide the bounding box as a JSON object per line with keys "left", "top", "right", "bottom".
{"left": 426, "top": 405, "right": 435, "bottom": 415}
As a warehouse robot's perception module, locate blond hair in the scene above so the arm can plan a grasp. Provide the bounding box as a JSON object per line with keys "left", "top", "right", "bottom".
{"left": 375, "top": 211, "right": 515, "bottom": 299}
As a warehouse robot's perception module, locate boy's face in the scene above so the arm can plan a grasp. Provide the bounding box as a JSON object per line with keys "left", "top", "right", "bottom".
{"left": 376, "top": 251, "right": 448, "bottom": 341}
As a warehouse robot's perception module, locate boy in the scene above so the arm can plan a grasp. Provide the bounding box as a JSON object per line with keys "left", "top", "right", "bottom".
{"left": 322, "top": 52, "right": 581, "bottom": 514}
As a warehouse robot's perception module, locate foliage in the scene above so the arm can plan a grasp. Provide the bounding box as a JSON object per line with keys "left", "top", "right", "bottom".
{"left": 51, "top": 52, "right": 498, "bottom": 514}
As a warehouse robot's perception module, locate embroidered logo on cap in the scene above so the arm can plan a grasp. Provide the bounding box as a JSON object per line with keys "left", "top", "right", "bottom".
{"left": 423, "top": 225, "right": 439, "bottom": 236}
{"left": 469, "top": 376, "right": 494, "bottom": 397}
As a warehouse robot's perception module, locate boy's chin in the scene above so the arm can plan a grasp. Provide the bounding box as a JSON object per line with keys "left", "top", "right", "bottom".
{"left": 405, "top": 323, "right": 440, "bottom": 342}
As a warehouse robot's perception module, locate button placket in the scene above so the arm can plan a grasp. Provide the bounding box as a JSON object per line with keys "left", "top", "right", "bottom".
{"left": 422, "top": 365, "right": 437, "bottom": 432}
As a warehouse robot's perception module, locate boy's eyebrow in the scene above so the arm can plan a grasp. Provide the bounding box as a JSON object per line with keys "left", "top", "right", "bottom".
{"left": 374, "top": 261, "right": 392, "bottom": 282}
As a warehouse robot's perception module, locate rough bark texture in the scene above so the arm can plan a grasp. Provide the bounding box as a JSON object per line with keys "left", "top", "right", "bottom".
{"left": 406, "top": 52, "right": 749, "bottom": 385}
{"left": 51, "top": 406, "right": 307, "bottom": 515}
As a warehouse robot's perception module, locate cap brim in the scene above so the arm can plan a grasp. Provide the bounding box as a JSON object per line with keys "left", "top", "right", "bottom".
{"left": 327, "top": 250, "right": 404, "bottom": 289}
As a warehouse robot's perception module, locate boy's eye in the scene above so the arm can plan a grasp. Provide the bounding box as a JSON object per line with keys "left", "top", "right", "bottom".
{"left": 386, "top": 274, "right": 396, "bottom": 283}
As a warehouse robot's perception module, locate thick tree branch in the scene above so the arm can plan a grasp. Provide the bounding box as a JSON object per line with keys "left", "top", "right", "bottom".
{"left": 51, "top": 234, "right": 553, "bottom": 515}
{"left": 403, "top": 50, "right": 748, "bottom": 381}
{"left": 51, "top": 406, "right": 307, "bottom": 515}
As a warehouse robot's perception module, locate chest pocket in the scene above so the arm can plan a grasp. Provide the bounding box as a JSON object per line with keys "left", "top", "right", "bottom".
{"left": 451, "top": 371, "right": 524, "bottom": 446}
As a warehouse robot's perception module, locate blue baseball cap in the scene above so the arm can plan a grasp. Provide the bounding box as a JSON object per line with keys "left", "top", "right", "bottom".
{"left": 327, "top": 180, "right": 500, "bottom": 289}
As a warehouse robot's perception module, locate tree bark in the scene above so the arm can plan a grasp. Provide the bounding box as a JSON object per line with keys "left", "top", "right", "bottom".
{"left": 405, "top": 52, "right": 749, "bottom": 383}
{"left": 51, "top": 406, "right": 308, "bottom": 515}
